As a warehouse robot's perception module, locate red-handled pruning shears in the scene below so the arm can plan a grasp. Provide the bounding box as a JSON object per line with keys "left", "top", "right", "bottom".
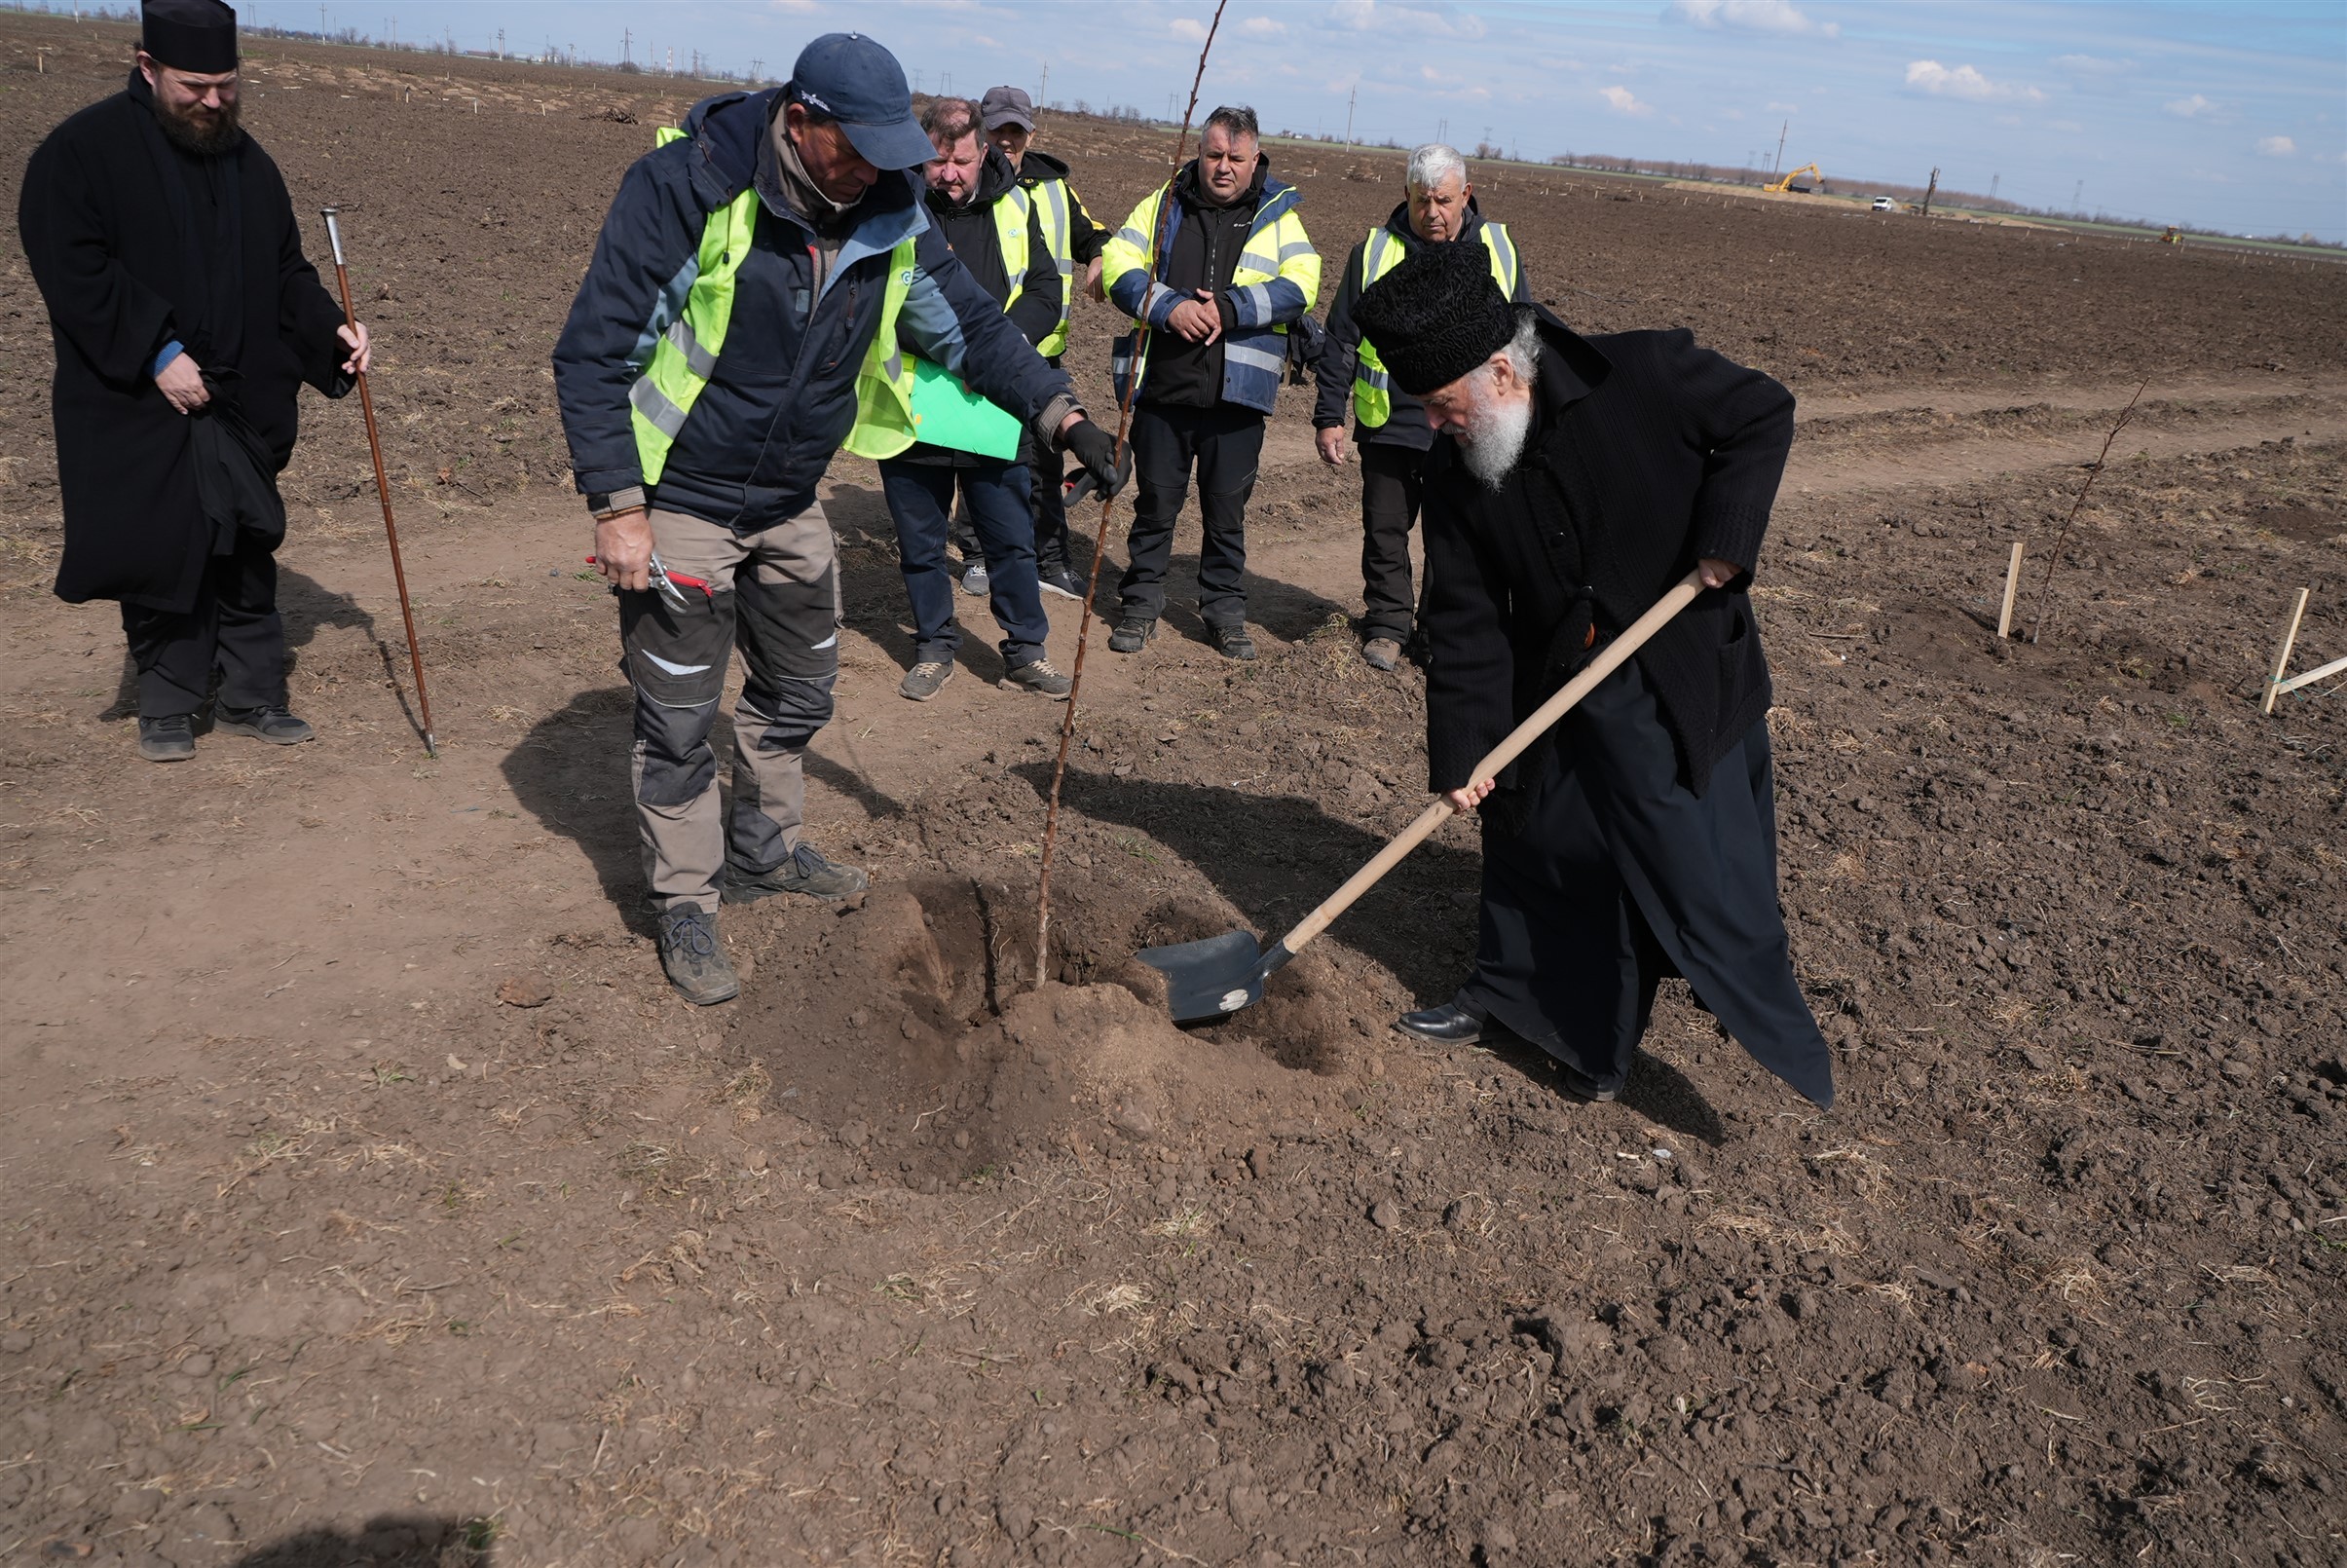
{"left": 586, "top": 554, "right": 714, "bottom": 615}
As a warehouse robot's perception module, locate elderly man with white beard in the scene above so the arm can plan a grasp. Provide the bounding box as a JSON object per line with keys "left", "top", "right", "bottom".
{"left": 1351, "top": 241, "right": 1834, "bottom": 1110}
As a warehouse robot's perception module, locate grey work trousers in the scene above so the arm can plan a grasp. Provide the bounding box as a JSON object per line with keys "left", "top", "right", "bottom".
{"left": 621, "top": 504, "right": 839, "bottom": 914}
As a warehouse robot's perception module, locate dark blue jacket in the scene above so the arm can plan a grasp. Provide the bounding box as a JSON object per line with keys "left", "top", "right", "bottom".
{"left": 553, "top": 89, "right": 1075, "bottom": 530}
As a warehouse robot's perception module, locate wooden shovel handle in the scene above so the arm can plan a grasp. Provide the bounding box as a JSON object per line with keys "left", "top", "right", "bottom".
{"left": 1272, "top": 570, "right": 1707, "bottom": 960}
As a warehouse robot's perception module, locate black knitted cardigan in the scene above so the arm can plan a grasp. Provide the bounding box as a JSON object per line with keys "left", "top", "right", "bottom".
{"left": 1418, "top": 308, "right": 1794, "bottom": 800}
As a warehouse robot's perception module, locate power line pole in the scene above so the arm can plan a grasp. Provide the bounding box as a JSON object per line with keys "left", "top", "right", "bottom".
{"left": 2071, "top": 178, "right": 2083, "bottom": 211}
{"left": 1037, "top": 61, "right": 1048, "bottom": 105}
{"left": 1989, "top": 172, "right": 1999, "bottom": 202}
{"left": 621, "top": 27, "right": 631, "bottom": 64}
{"left": 1772, "top": 119, "right": 1788, "bottom": 176}
{"left": 1343, "top": 85, "right": 1357, "bottom": 152}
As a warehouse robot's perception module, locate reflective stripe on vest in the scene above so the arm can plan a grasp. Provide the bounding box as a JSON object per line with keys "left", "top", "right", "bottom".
{"left": 628, "top": 128, "right": 760, "bottom": 485}
{"left": 839, "top": 239, "right": 922, "bottom": 461}
{"left": 1351, "top": 221, "right": 1520, "bottom": 428}
{"left": 1028, "top": 176, "right": 1076, "bottom": 357}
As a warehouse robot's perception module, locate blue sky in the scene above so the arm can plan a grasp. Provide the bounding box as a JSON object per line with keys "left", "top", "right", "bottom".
{"left": 245, "top": 0, "right": 2345, "bottom": 240}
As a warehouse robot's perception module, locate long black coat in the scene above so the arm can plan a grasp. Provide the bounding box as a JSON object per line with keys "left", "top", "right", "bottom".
{"left": 19, "top": 72, "right": 351, "bottom": 613}
{"left": 1421, "top": 310, "right": 1794, "bottom": 803}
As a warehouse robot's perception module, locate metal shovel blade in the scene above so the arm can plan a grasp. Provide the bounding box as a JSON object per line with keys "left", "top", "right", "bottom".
{"left": 1136, "top": 930, "right": 1269, "bottom": 1023}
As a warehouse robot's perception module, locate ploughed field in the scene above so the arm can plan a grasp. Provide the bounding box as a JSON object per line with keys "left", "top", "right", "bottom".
{"left": 2, "top": 17, "right": 2345, "bottom": 1568}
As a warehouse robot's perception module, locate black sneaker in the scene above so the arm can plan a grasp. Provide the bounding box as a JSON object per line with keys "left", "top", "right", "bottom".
{"left": 1108, "top": 615, "right": 1156, "bottom": 654}
{"left": 1038, "top": 566, "right": 1084, "bottom": 601}
{"left": 138, "top": 715, "right": 197, "bottom": 763}
{"left": 999, "top": 658, "right": 1073, "bottom": 698}
{"left": 215, "top": 705, "right": 315, "bottom": 745}
{"left": 1555, "top": 1062, "right": 1623, "bottom": 1103}
{"left": 656, "top": 901, "right": 739, "bottom": 1005}
{"left": 725, "top": 841, "right": 870, "bottom": 905}
{"left": 1209, "top": 623, "right": 1257, "bottom": 661}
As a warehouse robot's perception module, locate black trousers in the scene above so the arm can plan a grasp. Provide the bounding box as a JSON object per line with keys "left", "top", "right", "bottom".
{"left": 1029, "top": 443, "right": 1070, "bottom": 574}
{"left": 1360, "top": 440, "right": 1429, "bottom": 642}
{"left": 1119, "top": 400, "right": 1264, "bottom": 628}
{"left": 118, "top": 528, "right": 286, "bottom": 720}
{"left": 1463, "top": 655, "right": 1834, "bottom": 1108}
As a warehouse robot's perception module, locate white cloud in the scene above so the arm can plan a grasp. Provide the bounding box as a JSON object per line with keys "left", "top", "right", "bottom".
{"left": 1664, "top": 0, "right": 1837, "bottom": 36}
{"left": 1170, "top": 16, "right": 1210, "bottom": 40}
{"left": 1600, "top": 85, "right": 1654, "bottom": 116}
{"left": 2164, "top": 93, "right": 2217, "bottom": 119}
{"left": 2255, "top": 135, "right": 2295, "bottom": 157}
{"left": 1904, "top": 59, "right": 2044, "bottom": 104}
{"left": 1238, "top": 15, "right": 1287, "bottom": 36}
{"left": 1328, "top": 0, "right": 1486, "bottom": 39}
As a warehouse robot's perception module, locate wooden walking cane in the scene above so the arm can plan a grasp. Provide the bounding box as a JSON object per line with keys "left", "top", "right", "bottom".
{"left": 319, "top": 206, "right": 438, "bottom": 757}
{"left": 1033, "top": 0, "right": 1232, "bottom": 988}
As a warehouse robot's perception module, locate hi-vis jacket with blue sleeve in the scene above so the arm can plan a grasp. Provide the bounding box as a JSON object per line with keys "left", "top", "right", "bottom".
{"left": 551, "top": 88, "right": 1076, "bottom": 532}
{"left": 1100, "top": 158, "right": 1318, "bottom": 415}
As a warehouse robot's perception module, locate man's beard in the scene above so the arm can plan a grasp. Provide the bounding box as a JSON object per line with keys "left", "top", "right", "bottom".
{"left": 155, "top": 94, "right": 242, "bottom": 156}
{"left": 1457, "top": 384, "right": 1535, "bottom": 490}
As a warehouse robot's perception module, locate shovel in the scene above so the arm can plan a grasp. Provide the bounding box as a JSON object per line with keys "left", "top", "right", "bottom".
{"left": 1137, "top": 570, "right": 1708, "bottom": 1022}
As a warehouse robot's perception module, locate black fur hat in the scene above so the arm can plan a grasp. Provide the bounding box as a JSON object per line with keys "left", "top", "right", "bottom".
{"left": 1352, "top": 239, "right": 1520, "bottom": 397}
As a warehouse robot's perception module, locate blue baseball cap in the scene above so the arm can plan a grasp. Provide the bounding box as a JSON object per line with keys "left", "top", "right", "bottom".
{"left": 788, "top": 33, "right": 934, "bottom": 170}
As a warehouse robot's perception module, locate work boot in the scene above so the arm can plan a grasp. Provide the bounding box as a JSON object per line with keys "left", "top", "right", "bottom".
{"left": 656, "top": 901, "right": 739, "bottom": 1006}
{"left": 999, "top": 657, "right": 1073, "bottom": 699}
{"left": 959, "top": 561, "right": 989, "bottom": 597}
{"left": 725, "top": 841, "right": 870, "bottom": 905}
{"left": 1037, "top": 565, "right": 1083, "bottom": 601}
{"left": 899, "top": 660, "right": 954, "bottom": 701}
{"left": 215, "top": 705, "right": 315, "bottom": 744}
{"left": 1361, "top": 636, "right": 1402, "bottom": 672}
{"left": 1209, "top": 623, "right": 1257, "bottom": 661}
{"left": 1395, "top": 998, "right": 1487, "bottom": 1045}
{"left": 137, "top": 714, "right": 197, "bottom": 763}
{"left": 1108, "top": 614, "right": 1156, "bottom": 654}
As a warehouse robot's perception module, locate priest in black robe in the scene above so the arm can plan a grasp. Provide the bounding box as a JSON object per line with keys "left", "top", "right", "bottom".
{"left": 1352, "top": 241, "right": 1833, "bottom": 1109}
{"left": 19, "top": 0, "right": 369, "bottom": 762}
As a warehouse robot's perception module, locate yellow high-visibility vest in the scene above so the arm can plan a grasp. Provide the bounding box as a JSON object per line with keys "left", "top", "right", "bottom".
{"left": 1352, "top": 222, "right": 1521, "bottom": 427}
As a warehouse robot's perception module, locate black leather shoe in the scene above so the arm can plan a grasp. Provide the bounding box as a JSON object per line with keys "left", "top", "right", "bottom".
{"left": 1555, "top": 1062, "right": 1623, "bottom": 1103}
{"left": 137, "top": 715, "right": 196, "bottom": 763}
{"left": 1394, "top": 1000, "right": 1486, "bottom": 1045}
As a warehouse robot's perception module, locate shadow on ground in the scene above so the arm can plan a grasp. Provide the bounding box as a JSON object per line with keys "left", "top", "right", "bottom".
{"left": 230, "top": 1513, "right": 492, "bottom": 1566}
{"left": 1016, "top": 761, "right": 1731, "bottom": 1146}
{"left": 502, "top": 686, "right": 645, "bottom": 930}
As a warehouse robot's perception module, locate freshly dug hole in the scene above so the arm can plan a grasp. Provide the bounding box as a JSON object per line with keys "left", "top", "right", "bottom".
{"left": 730, "top": 876, "right": 1353, "bottom": 1184}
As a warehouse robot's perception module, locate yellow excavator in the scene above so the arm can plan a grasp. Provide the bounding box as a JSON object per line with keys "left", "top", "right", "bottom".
{"left": 1764, "top": 162, "right": 1823, "bottom": 194}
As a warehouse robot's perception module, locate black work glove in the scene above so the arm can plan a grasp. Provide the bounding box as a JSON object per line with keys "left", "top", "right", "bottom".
{"left": 1060, "top": 418, "right": 1133, "bottom": 504}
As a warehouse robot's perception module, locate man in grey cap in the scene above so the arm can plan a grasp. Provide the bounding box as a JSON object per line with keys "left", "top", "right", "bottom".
{"left": 554, "top": 32, "right": 1130, "bottom": 1006}
{"left": 979, "top": 84, "right": 1111, "bottom": 600}
{"left": 19, "top": 0, "right": 371, "bottom": 764}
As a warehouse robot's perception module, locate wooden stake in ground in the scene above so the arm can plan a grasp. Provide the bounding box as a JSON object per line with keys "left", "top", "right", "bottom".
{"left": 2030, "top": 377, "right": 2148, "bottom": 646}
{"left": 1033, "top": 0, "right": 1231, "bottom": 989}
{"left": 2262, "top": 587, "right": 2311, "bottom": 715}
{"left": 320, "top": 207, "right": 438, "bottom": 757}
{"left": 1996, "top": 540, "right": 2025, "bottom": 640}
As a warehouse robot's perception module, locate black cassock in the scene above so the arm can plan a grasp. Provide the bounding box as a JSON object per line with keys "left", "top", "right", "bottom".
{"left": 19, "top": 71, "right": 350, "bottom": 714}
{"left": 1421, "top": 310, "right": 1834, "bottom": 1108}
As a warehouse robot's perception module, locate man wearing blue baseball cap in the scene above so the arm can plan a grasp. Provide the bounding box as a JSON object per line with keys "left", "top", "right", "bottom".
{"left": 554, "top": 32, "right": 1130, "bottom": 1006}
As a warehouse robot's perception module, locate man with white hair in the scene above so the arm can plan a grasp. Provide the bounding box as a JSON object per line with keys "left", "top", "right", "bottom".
{"left": 1351, "top": 241, "right": 1833, "bottom": 1111}
{"left": 1314, "top": 143, "right": 1526, "bottom": 672}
